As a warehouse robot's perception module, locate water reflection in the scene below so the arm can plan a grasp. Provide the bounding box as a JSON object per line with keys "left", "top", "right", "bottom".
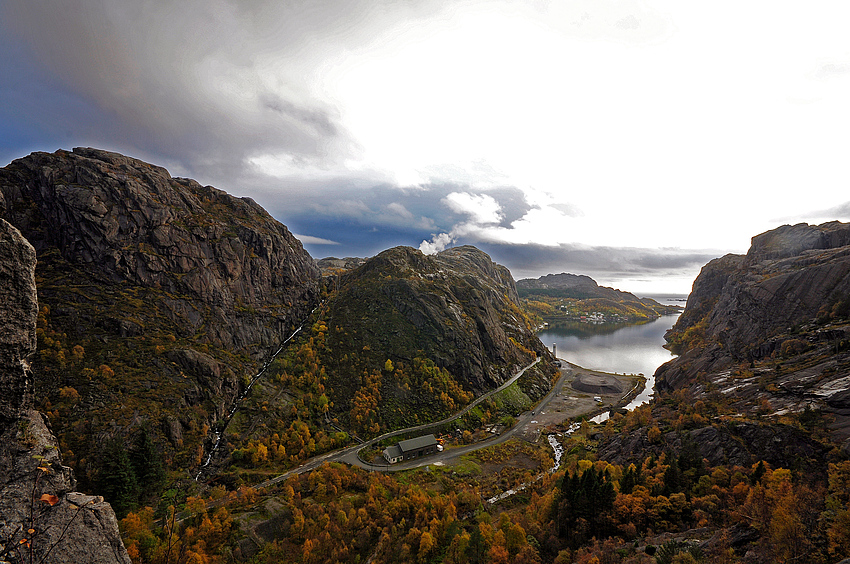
{"left": 539, "top": 314, "right": 680, "bottom": 378}
{"left": 539, "top": 313, "right": 681, "bottom": 422}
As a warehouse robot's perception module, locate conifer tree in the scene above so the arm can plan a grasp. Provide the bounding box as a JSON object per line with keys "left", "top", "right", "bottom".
{"left": 130, "top": 425, "right": 165, "bottom": 501}
{"left": 97, "top": 436, "right": 139, "bottom": 517}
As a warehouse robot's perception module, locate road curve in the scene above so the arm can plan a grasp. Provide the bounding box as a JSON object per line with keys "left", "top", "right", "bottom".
{"left": 255, "top": 357, "right": 572, "bottom": 488}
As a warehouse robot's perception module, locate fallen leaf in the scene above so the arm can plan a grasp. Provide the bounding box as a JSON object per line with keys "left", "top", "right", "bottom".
{"left": 39, "top": 493, "right": 59, "bottom": 506}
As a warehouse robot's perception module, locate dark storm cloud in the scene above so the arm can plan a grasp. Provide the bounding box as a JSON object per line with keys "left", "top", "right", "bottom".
{"left": 0, "top": 0, "right": 443, "bottom": 179}
{"left": 774, "top": 200, "right": 850, "bottom": 227}
{"left": 548, "top": 203, "right": 584, "bottom": 218}
{"left": 263, "top": 180, "right": 535, "bottom": 256}
{"left": 475, "top": 242, "right": 720, "bottom": 283}
{"left": 815, "top": 201, "right": 850, "bottom": 219}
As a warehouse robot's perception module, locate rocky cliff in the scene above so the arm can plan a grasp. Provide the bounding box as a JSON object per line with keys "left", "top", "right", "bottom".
{"left": 656, "top": 221, "right": 850, "bottom": 446}
{"left": 0, "top": 219, "right": 130, "bottom": 564}
{"left": 0, "top": 147, "right": 320, "bottom": 354}
{"left": 0, "top": 148, "right": 321, "bottom": 482}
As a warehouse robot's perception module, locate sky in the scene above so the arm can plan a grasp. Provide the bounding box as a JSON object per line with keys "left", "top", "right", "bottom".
{"left": 3, "top": 1, "right": 850, "bottom": 295}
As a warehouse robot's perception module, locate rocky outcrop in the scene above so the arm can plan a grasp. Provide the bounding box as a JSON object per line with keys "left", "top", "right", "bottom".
{"left": 0, "top": 219, "right": 130, "bottom": 564}
{"left": 597, "top": 421, "right": 830, "bottom": 479}
{"left": 747, "top": 221, "right": 850, "bottom": 262}
{"left": 326, "top": 245, "right": 553, "bottom": 393}
{"left": 659, "top": 222, "right": 850, "bottom": 387}
{"left": 0, "top": 220, "right": 37, "bottom": 423}
{"left": 0, "top": 147, "right": 321, "bottom": 356}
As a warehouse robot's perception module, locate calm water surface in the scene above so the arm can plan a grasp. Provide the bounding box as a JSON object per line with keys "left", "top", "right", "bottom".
{"left": 538, "top": 312, "right": 681, "bottom": 416}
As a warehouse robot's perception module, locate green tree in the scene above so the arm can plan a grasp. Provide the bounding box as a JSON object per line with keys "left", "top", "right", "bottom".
{"left": 130, "top": 425, "right": 165, "bottom": 501}
{"left": 556, "top": 465, "right": 616, "bottom": 546}
{"left": 662, "top": 453, "right": 682, "bottom": 496}
{"left": 97, "top": 436, "right": 138, "bottom": 517}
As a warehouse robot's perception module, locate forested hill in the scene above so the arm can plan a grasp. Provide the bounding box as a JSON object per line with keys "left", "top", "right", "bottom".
{"left": 331, "top": 245, "right": 548, "bottom": 389}
{"left": 233, "top": 244, "right": 557, "bottom": 450}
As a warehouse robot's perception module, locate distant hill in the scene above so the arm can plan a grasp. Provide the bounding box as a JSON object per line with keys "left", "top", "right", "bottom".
{"left": 516, "top": 272, "right": 600, "bottom": 295}
{"left": 316, "top": 256, "right": 367, "bottom": 276}
{"left": 517, "top": 272, "right": 680, "bottom": 322}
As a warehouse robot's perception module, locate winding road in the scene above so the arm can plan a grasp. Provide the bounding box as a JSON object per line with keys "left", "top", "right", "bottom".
{"left": 254, "top": 357, "right": 577, "bottom": 489}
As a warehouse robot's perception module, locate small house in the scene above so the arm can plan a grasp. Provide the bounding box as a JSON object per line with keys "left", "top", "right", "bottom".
{"left": 382, "top": 434, "right": 439, "bottom": 464}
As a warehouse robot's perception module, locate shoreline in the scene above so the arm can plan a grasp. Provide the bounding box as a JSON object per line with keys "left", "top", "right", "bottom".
{"left": 537, "top": 360, "right": 647, "bottom": 429}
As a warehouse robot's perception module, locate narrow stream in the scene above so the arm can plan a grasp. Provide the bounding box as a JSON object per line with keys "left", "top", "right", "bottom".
{"left": 195, "top": 306, "right": 319, "bottom": 481}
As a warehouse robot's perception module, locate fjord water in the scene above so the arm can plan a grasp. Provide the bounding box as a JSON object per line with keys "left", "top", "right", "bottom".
{"left": 538, "top": 312, "right": 681, "bottom": 412}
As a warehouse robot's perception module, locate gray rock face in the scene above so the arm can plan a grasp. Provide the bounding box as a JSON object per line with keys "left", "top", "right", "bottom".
{"left": 0, "top": 220, "right": 37, "bottom": 423}
{"left": 0, "top": 147, "right": 320, "bottom": 356}
{"left": 658, "top": 221, "right": 850, "bottom": 391}
{"left": 0, "top": 411, "right": 131, "bottom": 564}
{"left": 747, "top": 221, "right": 850, "bottom": 262}
{"left": 0, "top": 221, "right": 130, "bottom": 564}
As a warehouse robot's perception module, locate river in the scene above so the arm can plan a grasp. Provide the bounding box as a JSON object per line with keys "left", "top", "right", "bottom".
{"left": 537, "top": 310, "right": 682, "bottom": 421}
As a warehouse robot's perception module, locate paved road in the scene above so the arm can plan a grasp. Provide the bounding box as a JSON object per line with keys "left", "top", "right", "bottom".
{"left": 255, "top": 357, "right": 576, "bottom": 488}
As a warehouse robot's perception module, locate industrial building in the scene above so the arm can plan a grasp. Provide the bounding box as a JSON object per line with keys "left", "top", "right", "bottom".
{"left": 382, "top": 434, "right": 439, "bottom": 464}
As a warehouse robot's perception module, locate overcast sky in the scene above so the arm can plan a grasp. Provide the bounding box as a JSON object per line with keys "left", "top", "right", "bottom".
{"left": 3, "top": 1, "right": 850, "bottom": 294}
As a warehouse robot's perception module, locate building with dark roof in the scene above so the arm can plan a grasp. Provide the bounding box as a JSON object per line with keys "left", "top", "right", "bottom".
{"left": 382, "top": 434, "right": 439, "bottom": 464}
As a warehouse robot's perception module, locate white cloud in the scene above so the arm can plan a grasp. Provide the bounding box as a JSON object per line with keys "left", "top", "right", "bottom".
{"left": 443, "top": 192, "right": 503, "bottom": 225}
{"left": 384, "top": 202, "right": 414, "bottom": 219}
{"left": 420, "top": 232, "right": 454, "bottom": 255}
